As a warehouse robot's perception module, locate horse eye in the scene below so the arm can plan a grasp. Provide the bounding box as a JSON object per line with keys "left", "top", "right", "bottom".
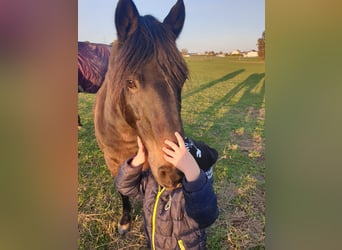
{"left": 126, "top": 80, "right": 137, "bottom": 89}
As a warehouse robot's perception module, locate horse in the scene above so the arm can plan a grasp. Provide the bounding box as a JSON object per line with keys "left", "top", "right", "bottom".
{"left": 78, "top": 41, "right": 111, "bottom": 127}
{"left": 94, "top": 0, "right": 188, "bottom": 234}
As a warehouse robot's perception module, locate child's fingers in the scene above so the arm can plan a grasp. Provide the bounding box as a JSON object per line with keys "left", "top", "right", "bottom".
{"left": 162, "top": 146, "right": 175, "bottom": 157}
{"left": 163, "top": 154, "right": 174, "bottom": 164}
{"left": 164, "top": 139, "right": 178, "bottom": 151}
{"left": 174, "top": 132, "right": 185, "bottom": 149}
{"left": 137, "top": 136, "right": 144, "bottom": 152}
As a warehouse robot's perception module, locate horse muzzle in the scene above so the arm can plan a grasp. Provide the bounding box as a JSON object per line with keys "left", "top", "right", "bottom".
{"left": 157, "top": 165, "right": 183, "bottom": 189}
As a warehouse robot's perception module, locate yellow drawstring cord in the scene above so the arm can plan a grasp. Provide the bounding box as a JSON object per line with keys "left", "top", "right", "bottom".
{"left": 152, "top": 186, "right": 165, "bottom": 250}
{"left": 177, "top": 240, "right": 186, "bottom": 250}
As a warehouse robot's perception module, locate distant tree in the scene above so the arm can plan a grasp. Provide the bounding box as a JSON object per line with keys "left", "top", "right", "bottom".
{"left": 257, "top": 31, "right": 265, "bottom": 59}
{"left": 181, "top": 48, "right": 188, "bottom": 56}
{"left": 208, "top": 51, "right": 215, "bottom": 56}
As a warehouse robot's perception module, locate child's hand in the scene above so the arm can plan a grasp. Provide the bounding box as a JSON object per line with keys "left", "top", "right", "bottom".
{"left": 131, "top": 136, "right": 146, "bottom": 167}
{"left": 162, "top": 132, "right": 200, "bottom": 182}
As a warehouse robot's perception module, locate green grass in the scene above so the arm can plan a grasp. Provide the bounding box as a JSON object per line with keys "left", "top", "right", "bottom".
{"left": 78, "top": 56, "right": 265, "bottom": 249}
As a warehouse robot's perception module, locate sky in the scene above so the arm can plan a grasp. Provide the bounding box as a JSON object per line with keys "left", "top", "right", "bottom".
{"left": 78, "top": 0, "right": 265, "bottom": 53}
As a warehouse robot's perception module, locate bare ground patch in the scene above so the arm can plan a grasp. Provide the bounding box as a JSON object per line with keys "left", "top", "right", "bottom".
{"left": 211, "top": 176, "right": 265, "bottom": 249}
{"left": 230, "top": 107, "right": 265, "bottom": 160}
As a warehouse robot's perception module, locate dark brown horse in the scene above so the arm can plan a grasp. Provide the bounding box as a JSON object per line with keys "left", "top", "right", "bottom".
{"left": 94, "top": 0, "right": 188, "bottom": 234}
{"left": 78, "top": 41, "right": 111, "bottom": 127}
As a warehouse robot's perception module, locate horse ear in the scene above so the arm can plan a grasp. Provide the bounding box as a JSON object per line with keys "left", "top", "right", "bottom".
{"left": 115, "top": 0, "right": 140, "bottom": 42}
{"left": 163, "top": 0, "right": 185, "bottom": 39}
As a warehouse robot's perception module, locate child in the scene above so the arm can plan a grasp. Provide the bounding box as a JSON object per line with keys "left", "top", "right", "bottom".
{"left": 115, "top": 132, "right": 219, "bottom": 250}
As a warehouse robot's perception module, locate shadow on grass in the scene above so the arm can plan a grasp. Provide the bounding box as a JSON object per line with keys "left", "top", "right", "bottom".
{"left": 205, "top": 73, "right": 265, "bottom": 118}
{"left": 185, "top": 72, "right": 265, "bottom": 178}
{"left": 182, "top": 69, "right": 245, "bottom": 99}
{"left": 185, "top": 72, "right": 265, "bottom": 141}
{"left": 203, "top": 73, "right": 265, "bottom": 249}
{"left": 205, "top": 73, "right": 265, "bottom": 116}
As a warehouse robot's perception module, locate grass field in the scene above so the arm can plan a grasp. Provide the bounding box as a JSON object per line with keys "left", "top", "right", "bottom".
{"left": 78, "top": 56, "right": 265, "bottom": 249}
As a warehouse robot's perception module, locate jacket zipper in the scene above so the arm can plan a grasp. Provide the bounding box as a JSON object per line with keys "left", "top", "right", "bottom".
{"left": 152, "top": 186, "right": 165, "bottom": 250}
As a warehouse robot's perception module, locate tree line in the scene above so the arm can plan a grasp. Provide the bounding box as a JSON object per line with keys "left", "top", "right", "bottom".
{"left": 180, "top": 30, "right": 265, "bottom": 59}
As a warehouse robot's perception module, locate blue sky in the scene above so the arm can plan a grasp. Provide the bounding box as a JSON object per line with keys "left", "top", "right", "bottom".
{"left": 78, "top": 0, "right": 264, "bottom": 53}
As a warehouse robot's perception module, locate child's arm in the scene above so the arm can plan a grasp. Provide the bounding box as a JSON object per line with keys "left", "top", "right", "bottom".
{"left": 163, "top": 132, "right": 219, "bottom": 228}
{"left": 115, "top": 137, "right": 146, "bottom": 198}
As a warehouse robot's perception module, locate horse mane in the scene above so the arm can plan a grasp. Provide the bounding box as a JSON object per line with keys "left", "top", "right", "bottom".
{"left": 107, "top": 15, "right": 188, "bottom": 103}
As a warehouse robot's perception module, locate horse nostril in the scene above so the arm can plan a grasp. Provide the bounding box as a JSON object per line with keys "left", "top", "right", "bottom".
{"left": 157, "top": 166, "right": 183, "bottom": 189}
{"left": 158, "top": 166, "right": 170, "bottom": 178}
{"left": 159, "top": 170, "right": 166, "bottom": 178}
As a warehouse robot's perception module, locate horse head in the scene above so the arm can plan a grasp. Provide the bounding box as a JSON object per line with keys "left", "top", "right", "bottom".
{"left": 99, "top": 0, "right": 188, "bottom": 190}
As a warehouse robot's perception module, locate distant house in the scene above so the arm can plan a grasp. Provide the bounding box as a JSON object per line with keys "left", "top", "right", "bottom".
{"left": 231, "top": 49, "right": 242, "bottom": 55}
{"left": 243, "top": 50, "right": 258, "bottom": 58}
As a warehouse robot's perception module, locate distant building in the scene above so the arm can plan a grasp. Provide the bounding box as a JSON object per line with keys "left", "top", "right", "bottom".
{"left": 243, "top": 50, "right": 258, "bottom": 58}
{"left": 231, "top": 49, "right": 242, "bottom": 55}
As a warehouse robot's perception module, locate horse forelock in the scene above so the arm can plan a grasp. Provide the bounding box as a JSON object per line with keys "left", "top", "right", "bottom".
{"left": 108, "top": 15, "right": 188, "bottom": 104}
